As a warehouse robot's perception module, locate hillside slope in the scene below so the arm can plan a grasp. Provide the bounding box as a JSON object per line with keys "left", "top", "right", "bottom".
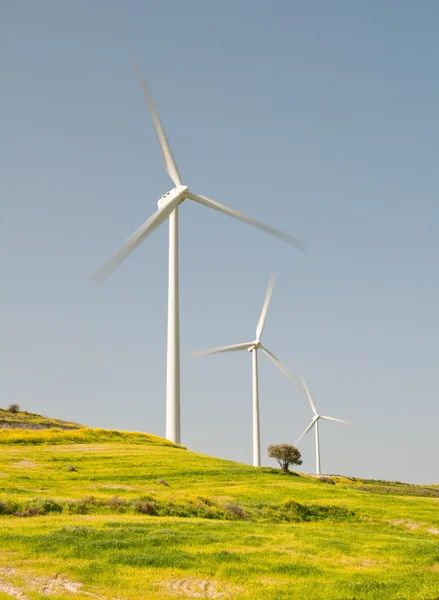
{"left": 0, "top": 408, "right": 82, "bottom": 430}
{"left": 0, "top": 426, "right": 437, "bottom": 600}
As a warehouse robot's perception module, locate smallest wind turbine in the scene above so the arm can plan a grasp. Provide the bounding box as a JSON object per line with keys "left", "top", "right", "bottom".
{"left": 189, "top": 273, "right": 300, "bottom": 468}
{"left": 295, "top": 376, "right": 351, "bottom": 475}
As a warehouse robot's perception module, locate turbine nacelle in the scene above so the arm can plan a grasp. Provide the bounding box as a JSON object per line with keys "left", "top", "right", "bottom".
{"left": 157, "top": 185, "right": 189, "bottom": 209}
{"left": 248, "top": 340, "right": 261, "bottom": 352}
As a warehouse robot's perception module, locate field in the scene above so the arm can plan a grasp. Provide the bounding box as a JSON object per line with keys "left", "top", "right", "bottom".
{"left": 0, "top": 422, "right": 437, "bottom": 600}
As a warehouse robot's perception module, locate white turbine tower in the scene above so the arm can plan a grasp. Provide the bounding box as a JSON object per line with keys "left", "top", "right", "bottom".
{"left": 295, "top": 376, "right": 351, "bottom": 475}
{"left": 91, "top": 69, "right": 304, "bottom": 445}
{"left": 189, "top": 273, "right": 300, "bottom": 467}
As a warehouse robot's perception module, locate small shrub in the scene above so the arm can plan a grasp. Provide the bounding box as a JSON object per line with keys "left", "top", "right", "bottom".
{"left": 253, "top": 499, "right": 355, "bottom": 523}
{"left": 107, "top": 496, "right": 127, "bottom": 510}
{"left": 281, "top": 500, "right": 313, "bottom": 521}
{"left": 356, "top": 485, "right": 439, "bottom": 498}
{"left": 157, "top": 479, "right": 170, "bottom": 487}
{"left": 80, "top": 496, "right": 96, "bottom": 504}
{"left": 7, "top": 403, "right": 21, "bottom": 414}
{"left": 14, "top": 507, "right": 42, "bottom": 517}
{"left": 134, "top": 500, "right": 157, "bottom": 515}
{"left": 67, "top": 503, "right": 88, "bottom": 515}
{"left": 0, "top": 500, "right": 20, "bottom": 515}
{"left": 318, "top": 476, "right": 335, "bottom": 485}
{"left": 65, "top": 464, "right": 77, "bottom": 472}
{"left": 26, "top": 498, "right": 63, "bottom": 514}
{"left": 66, "top": 496, "right": 97, "bottom": 515}
{"left": 224, "top": 503, "right": 248, "bottom": 520}
{"left": 196, "top": 495, "right": 215, "bottom": 507}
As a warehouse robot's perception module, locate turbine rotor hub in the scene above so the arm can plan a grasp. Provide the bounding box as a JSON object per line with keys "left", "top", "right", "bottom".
{"left": 157, "top": 185, "right": 189, "bottom": 209}
{"left": 248, "top": 340, "right": 261, "bottom": 351}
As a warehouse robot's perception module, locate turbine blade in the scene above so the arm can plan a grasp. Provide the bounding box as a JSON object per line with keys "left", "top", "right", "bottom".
{"left": 90, "top": 197, "right": 179, "bottom": 285}
{"left": 133, "top": 64, "right": 182, "bottom": 187}
{"left": 187, "top": 341, "right": 254, "bottom": 359}
{"left": 295, "top": 418, "right": 317, "bottom": 446}
{"left": 256, "top": 273, "right": 277, "bottom": 340}
{"left": 320, "top": 416, "right": 352, "bottom": 425}
{"left": 260, "top": 346, "right": 301, "bottom": 389}
{"left": 187, "top": 192, "right": 304, "bottom": 250}
{"left": 300, "top": 375, "right": 318, "bottom": 416}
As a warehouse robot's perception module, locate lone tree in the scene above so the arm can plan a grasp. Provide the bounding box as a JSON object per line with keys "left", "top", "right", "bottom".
{"left": 267, "top": 444, "right": 302, "bottom": 473}
{"left": 7, "top": 403, "right": 21, "bottom": 414}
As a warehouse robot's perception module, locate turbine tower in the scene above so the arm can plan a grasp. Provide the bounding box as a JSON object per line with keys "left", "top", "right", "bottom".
{"left": 295, "top": 376, "right": 351, "bottom": 475}
{"left": 189, "top": 274, "right": 300, "bottom": 467}
{"left": 91, "top": 70, "right": 304, "bottom": 445}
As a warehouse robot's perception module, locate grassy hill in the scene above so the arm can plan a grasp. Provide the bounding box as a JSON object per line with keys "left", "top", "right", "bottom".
{"left": 0, "top": 407, "right": 82, "bottom": 430}
{"left": 0, "top": 421, "right": 437, "bottom": 599}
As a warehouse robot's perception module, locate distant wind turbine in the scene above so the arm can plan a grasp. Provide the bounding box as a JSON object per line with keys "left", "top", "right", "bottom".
{"left": 189, "top": 273, "right": 300, "bottom": 467}
{"left": 91, "top": 68, "right": 304, "bottom": 445}
{"left": 295, "top": 376, "right": 351, "bottom": 475}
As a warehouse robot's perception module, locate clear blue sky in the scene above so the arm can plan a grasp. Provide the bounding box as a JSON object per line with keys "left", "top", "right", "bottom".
{"left": 1, "top": 1, "right": 438, "bottom": 483}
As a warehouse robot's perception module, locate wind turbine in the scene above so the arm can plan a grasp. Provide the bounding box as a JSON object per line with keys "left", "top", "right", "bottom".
{"left": 91, "top": 69, "right": 304, "bottom": 445}
{"left": 189, "top": 273, "right": 300, "bottom": 467}
{"left": 295, "top": 376, "right": 351, "bottom": 475}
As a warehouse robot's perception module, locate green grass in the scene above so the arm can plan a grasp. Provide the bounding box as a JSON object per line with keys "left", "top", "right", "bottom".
{"left": 0, "top": 425, "right": 183, "bottom": 447}
{"left": 0, "top": 408, "right": 82, "bottom": 429}
{"left": 0, "top": 426, "right": 437, "bottom": 599}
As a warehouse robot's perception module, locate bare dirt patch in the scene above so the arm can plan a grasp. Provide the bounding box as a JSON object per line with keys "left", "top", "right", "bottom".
{"left": 357, "top": 559, "right": 378, "bottom": 567}
{"left": 33, "top": 574, "right": 84, "bottom": 595}
{"left": 0, "top": 568, "right": 29, "bottom": 600}
{"left": 11, "top": 461, "right": 37, "bottom": 468}
{"left": 92, "top": 484, "right": 136, "bottom": 491}
{"left": 0, "top": 567, "right": 97, "bottom": 599}
{"left": 167, "top": 578, "right": 229, "bottom": 598}
{"left": 303, "top": 554, "right": 380, "bottom": 568}
{"left": 212, "top": 496, "right": 235, "bottom": 503}
{"left": 426, "top": 527, "right": 439, "bottom": 535}
{"left": 388, "top": 519, "right": 421, "bottom": 531}
{"left": 387, "top": 520, "right": 439, "bottom": 535}
{"left": 0, "top": 580, "right": 28, "bottom": 600}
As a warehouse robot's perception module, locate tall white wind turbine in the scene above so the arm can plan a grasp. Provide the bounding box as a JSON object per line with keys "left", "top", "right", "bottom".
{"left": 295, "top": 376, "right": 351, "bottom": 475}
{"left": 90, "top": 69, "right": 304, "bottom": 445}
{"left": 189, "top": 274, "right": 300, "bottom": 467}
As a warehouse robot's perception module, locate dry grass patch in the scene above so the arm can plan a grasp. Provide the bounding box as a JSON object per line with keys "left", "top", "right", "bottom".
{"left": 388, "top": 519, "right": 421, "bottom": 530}
{"left": 426, "top": 527, "right": 439, "bottom": 535}
{"left": 94, "top": 485, "right": 137, "bottom": 491}
{"left": 11, "top": 461, "right": 37, "bottom": 468}
{"left": 165, "top": 578, "right": 232, "bottom": 598}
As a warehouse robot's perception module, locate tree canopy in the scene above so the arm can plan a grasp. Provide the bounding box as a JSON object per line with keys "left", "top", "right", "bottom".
{"left": 267, "top": 444, "right": 302, "bottom": 472}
